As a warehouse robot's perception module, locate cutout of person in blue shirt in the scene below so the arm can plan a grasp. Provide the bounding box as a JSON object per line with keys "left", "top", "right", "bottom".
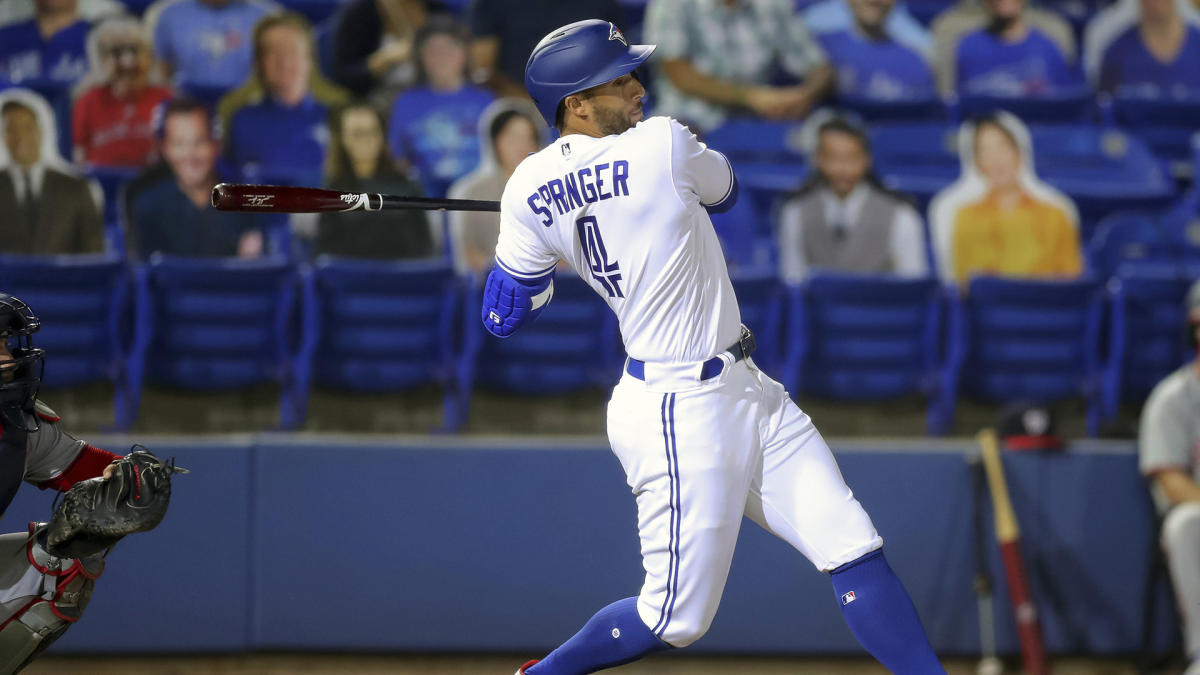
{"left": 387, "top": 17, "right": 494, "bottom": 199}
{"left": 220, "top": 12, "right": 350, "bottom": 187}
{"left": 955, "top": 0, "right": 1083, "bottom": 96}
{"left": 0, "top": 0, "right": 90, "bottom": 87}
{"left": 811, "top": 0, "right": 937, "bottom": 102}
{"left": 1098, "top": 0, "right": 1200, "bottom": 98}
{"left": 149, "top": 0, "right": 279, "bottom": 100}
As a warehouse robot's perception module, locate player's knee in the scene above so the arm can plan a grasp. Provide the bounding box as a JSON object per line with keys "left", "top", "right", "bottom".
{"left": 659, "top": 615, "right": 713, "bottom": 648}
{"left": 1162, "top": 502, "right": 1200, "bottom": 553}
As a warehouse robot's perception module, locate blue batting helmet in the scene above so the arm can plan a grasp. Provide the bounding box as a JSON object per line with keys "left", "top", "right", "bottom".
{"left": 524, "top": 19, "right": 655, "bottom": 127}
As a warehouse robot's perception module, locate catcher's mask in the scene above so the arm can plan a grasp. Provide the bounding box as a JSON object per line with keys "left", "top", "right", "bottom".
{"left": 0, "top": 293, "right": 45, "bottom": 417}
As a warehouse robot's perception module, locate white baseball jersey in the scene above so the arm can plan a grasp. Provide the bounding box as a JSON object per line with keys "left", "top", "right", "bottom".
{"left": 494, "top": 116, "right": 741, "bottom": 364}
{"left": 494, "top": 115, "right": 881, "bottom": 649}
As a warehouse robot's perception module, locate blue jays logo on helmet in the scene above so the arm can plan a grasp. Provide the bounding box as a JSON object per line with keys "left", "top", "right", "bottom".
{"left": 524, "top": 19, "right": 655, "bottom": 127}
{"left": 608, "top": 23, "right": 627, "bottom": 47}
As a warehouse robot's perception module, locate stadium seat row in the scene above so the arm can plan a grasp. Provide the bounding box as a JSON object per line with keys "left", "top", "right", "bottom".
{"left": 0, "top": 254, "right": 1192, "bottom": 435}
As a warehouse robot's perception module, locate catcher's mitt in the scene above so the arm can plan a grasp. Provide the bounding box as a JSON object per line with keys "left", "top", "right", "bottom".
{"left": 45, "top": 448, "right": 187, "bottom": 559}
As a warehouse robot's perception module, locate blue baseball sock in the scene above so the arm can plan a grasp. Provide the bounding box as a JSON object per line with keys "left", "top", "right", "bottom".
{"left": 830, "top": 549, "right": 945, "bottom": 674}
{"left": 527, "top": 597, "right": 670, "bottom": 675}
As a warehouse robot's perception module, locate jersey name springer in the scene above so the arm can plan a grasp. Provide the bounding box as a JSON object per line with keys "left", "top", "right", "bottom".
{"left": 527, "top": 159, "right": 631, "bottom": 226}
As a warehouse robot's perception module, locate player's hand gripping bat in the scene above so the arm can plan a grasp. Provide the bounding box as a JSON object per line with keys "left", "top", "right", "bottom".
{"left": 211, "top": 183, "right": 501, "bottom": 213}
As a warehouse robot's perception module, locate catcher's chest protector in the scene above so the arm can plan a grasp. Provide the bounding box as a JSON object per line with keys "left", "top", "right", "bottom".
{"left": 0, "top": 523, "right": 103, "bottom": 675}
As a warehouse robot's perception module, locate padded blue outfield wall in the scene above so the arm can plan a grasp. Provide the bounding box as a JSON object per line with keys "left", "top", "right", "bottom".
{"left": 3, "top": 436, "right": 1176, "bottom": 656}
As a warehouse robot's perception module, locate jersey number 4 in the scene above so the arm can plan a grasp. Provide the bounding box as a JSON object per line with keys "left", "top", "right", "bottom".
{"left": 576, "top": 216, "right": 624, "bottom": 298}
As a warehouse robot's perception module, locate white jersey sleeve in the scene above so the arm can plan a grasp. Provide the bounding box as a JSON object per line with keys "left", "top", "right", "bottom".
{"left": 667, "top": 120, "right": 736, "bottom": 210}
{"left": 493, "top": 178, "right": 560, "bottom": 280}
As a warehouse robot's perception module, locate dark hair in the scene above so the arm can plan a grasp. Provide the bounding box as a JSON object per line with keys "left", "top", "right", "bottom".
{"left": 489, "top": 108, "right": 537, "bottom": 144}
{"left": 155, "top": 97, "right": 215, "bottom": 139}
{"left": 0, "top": 100, "right": 34, "bottom": 118}
{"left": 816, "top": 117, "right": 870, "bottom": 155}
{"left": 972, "top": 115, "right": 1021, "bottom": 154}
{"left": 414, "top": 16, "right": 468, "bottom": 85}
{"left": 788, "top": 115, "right": 910, "bottom": 203}
{"left": 325, "top": 102, "right": 400, "bottom": 184}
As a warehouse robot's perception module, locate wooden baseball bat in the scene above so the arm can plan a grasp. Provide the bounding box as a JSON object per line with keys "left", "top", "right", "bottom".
{"left": 210, "top": 183, "right": 501, "bottom": 213}
{"left": 968, "top": 452, "right": 1003, "bottom": 675}
{"left": 977, "top": 428, "right": 1051, "bottom": 675}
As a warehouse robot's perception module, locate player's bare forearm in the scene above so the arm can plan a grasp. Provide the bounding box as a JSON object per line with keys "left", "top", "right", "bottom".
{"left": 1156, "top": 469, "right": 1200, "bottom": 506}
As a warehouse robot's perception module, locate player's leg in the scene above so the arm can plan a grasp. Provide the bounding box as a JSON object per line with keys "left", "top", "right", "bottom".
{"left": 1160, "top": 502, "right": 1200, "bottom": 670}
{"left": 743, "top": 368, "right": 944, "bottom": 673}
{"left": 525, "top": 374, "right": 759, "bottom": 674}
{"left": 0, "top": 523, "right": 104, "bottom": 674}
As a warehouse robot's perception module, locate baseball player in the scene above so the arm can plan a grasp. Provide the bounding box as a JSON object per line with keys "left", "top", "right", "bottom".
{"left": 1139, "top": 280, "right": 1200, "bottom": 675}
{"left": 0, "top": 292, "right": 178, "bottom": 673}
{"left": 482, "top": 20, "right": 944, "bottom": 675}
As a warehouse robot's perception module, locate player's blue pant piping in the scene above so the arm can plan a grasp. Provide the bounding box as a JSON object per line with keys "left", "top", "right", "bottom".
{"left": 651, "top": 392, "right": 680, "bottom": 638}
{"left": 830, "top": 548, "right": 946, "bottom": 673}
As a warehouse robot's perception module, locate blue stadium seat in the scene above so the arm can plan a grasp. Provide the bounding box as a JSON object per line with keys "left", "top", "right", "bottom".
{"left": 1163, "top": 192, "right": 1200, "bottom": 268}
{"left": 88, "top": 166, "right": 139, "bottom": 222}
{"left": 730, "top": 272, "right": 786, "bottom": 372}
{"left": 870, "top": 122, "right": 960, "bottom": 209}
{"left": 945, "top": 277, "right": 1105, "bottom": 435}
{"left": 459, "top": 272, "right": 621, "bottom": 401}
{"left": 0, "top": 254, "right": 139, "bottom": 429}
{"left": 314, "top": 15, "right": 338, "bottom": 81}
{"left": 178, "top": 83, "right": 229, "bottom": 108}
{"left": 958, "top": 88, "right": 1096, "bottom": 124}
{"left": 834, "top": 96, "right": 948, "bottom": 123}
{"left": 134, "top": 256, "right": 306, "bottom": 429}
{"left": 703, "top": 119, "right": 809, "bottom": 193}
{"left": 303, "top": 258, "right": 463, "bottom": 431}
{"left": 278, "top": 0, "right": 342, "bottom": 24}
{"left": 1103, "top": 272, "right": 1193, "bottom": 417}
{"left": 1110, "top": 95, "right": 1200, "bottom": 166}
{"left": 1088, "top": 210, "right": 1179, "bottom": 279}
{"left": 782, "top": 273, "right": 948, "bottom": 433}
{"left": 709, "top": 194, "right": 770, "bottom": 266}
{"left": 1029, "top": 125, "right": 1175, "bottom": 239}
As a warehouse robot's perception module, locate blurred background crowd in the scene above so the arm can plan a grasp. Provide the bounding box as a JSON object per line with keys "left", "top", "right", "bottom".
{"left": 0, "top": 0, "right": 1197, "bottom": 438}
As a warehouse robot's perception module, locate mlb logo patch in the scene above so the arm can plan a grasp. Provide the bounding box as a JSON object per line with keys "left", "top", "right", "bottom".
{"left": 841, "top": 591, "right": 856, "bottom": 605}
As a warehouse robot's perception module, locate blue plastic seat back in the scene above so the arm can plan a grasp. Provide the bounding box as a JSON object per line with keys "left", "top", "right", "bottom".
{"left": 143, "top": 257, "right": 297, "bottom": 390}
{"left": 870, "top": 122, "right": 960, "bottom": 208}
{"left": 704, "top": 119, "right": 810, "bottom": 196}
{"left": 1111, "top": 273, "right": 1192, "bottom": 404}
{"left": 959, "top": 277, "right": 1102, "bottom": 403}
{"left": 835, "top": 96, "right": 948, "bottom": 122}
{"left": 1029, "top": 125, "right": 1175, "bottom": 236}
{"left": 473, "top": 273, "right": 620, "bottom": 393}
{"left": 277, "top": 0, "right": 341, "bottom": 24}
{"left": 958, "top": 88, "right": 1095, "bottom": 124}
{"left": 704, "top": 119, "right": 808, "bottom": 164}
{"left": 312, "top": 258, "right": 457, "bottom": 391}
{"left": 1113, "top": 95, "right": 1200, "bottom": 163}
{"left": 0, "top": 255, "right": 127, "bottom": 388}
{"left": 1088, "top": 210, "right": 1179, "bottom": 279}
{"left": 88, "top": 166, "right": 139, "bottom": 226}
{"left": 1164, "top": 201, "right": 1200, "bottom": 268}
{"left": 789, "top": 273, "right": 941, "bottom": 399}
{"left": 730, "top": 272, "right": 785, "bottom": 371}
